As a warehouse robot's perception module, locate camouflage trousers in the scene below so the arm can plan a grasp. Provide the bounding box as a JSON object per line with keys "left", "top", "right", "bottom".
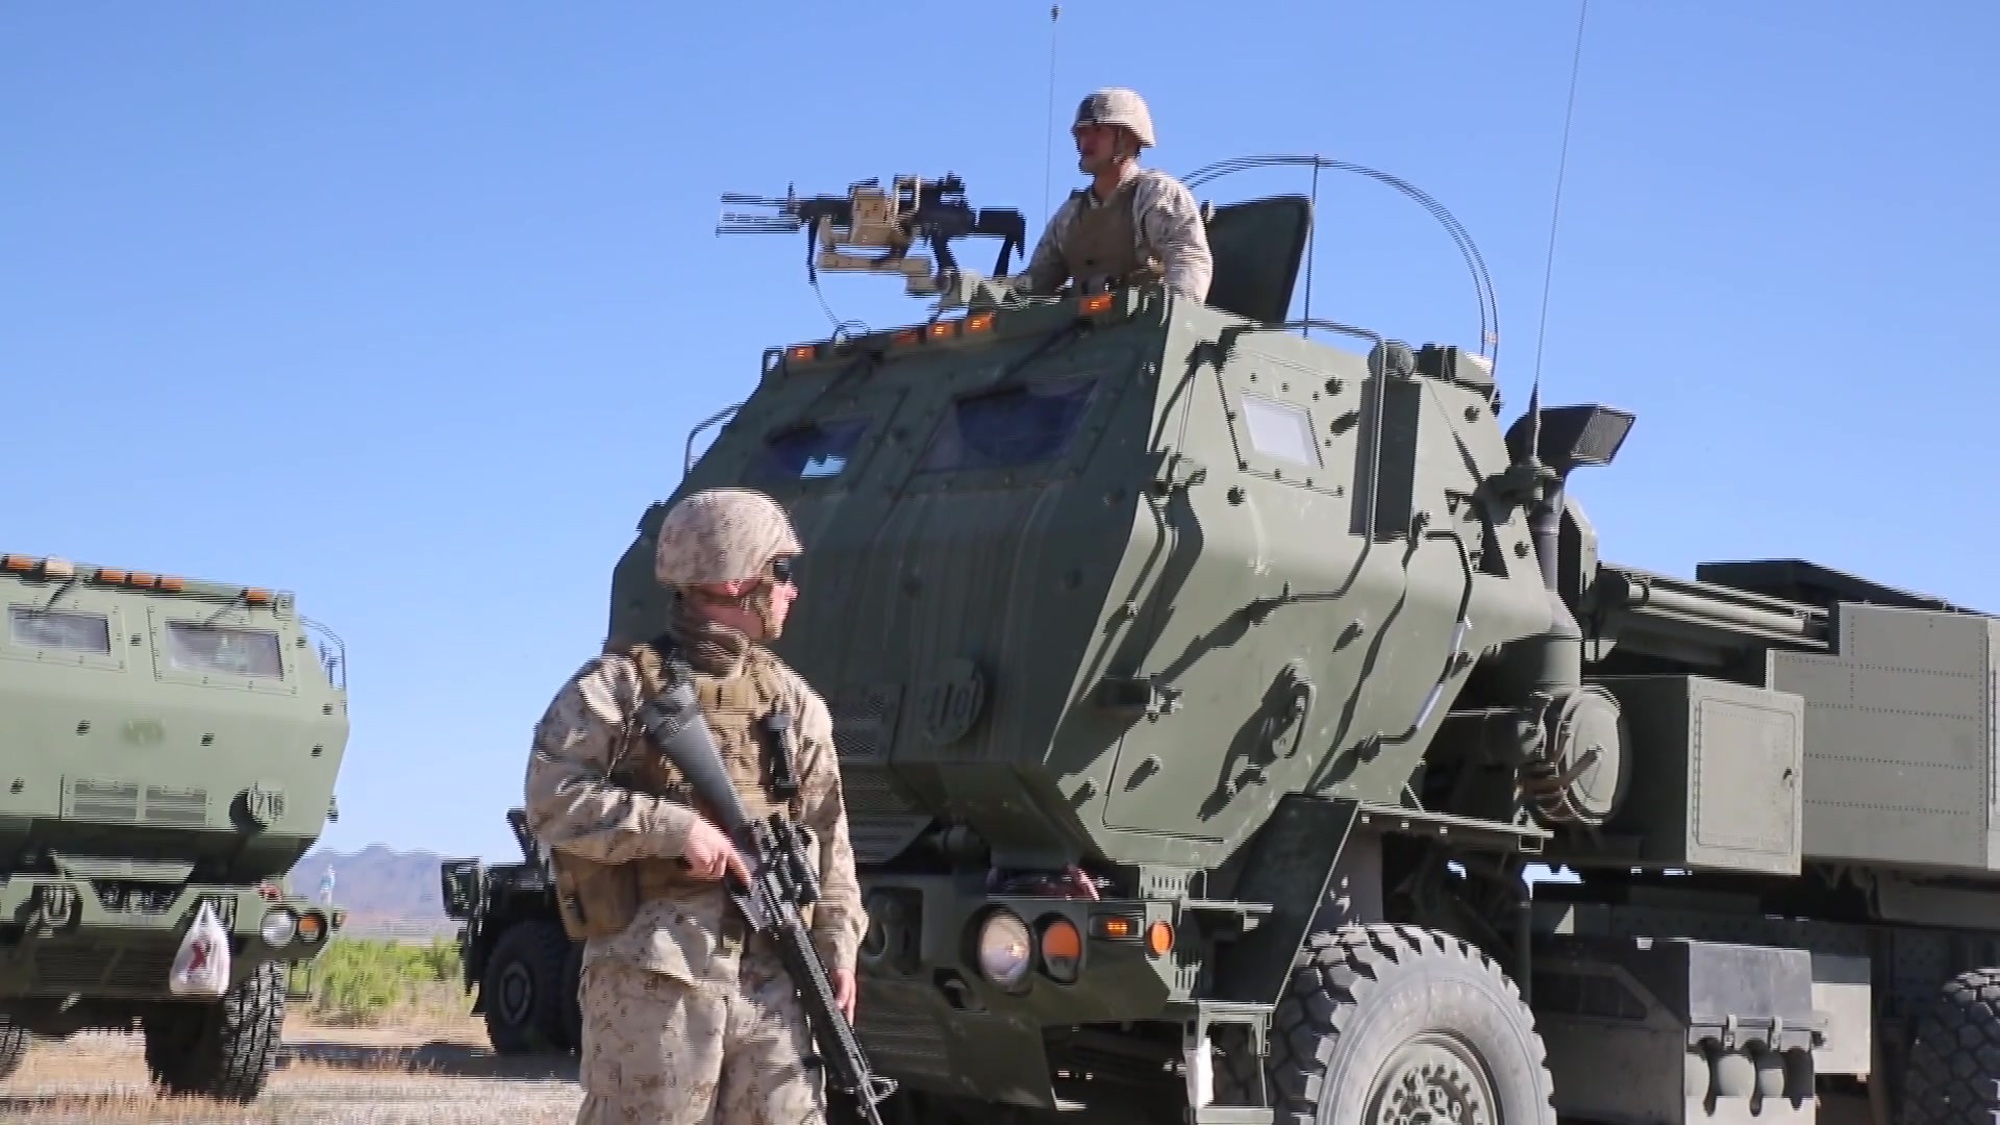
{"left": 573, "top": 949, "right": 827, "bottom": 1125}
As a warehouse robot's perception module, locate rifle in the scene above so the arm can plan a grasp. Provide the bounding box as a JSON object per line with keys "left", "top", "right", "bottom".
{"left": 717, "top": 173, "right": 1026, "bottom": 297}
{"left": 635, "top": 656, "right": 897, "bottom": 1125}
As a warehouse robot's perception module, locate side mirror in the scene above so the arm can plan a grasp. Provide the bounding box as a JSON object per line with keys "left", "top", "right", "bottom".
{"left": 439, "top": 859, "right": 484, "bottom": 921}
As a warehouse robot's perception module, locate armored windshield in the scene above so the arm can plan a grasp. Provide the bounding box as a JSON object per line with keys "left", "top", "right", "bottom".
{"left": 748, "top": 415, "right": 872, "bottom": 483}
{"left": 8, "top": 607, "right": 112, "bottom": 654}
{"left": 165, "top": 622, "right": 285, "bottom": 680}
{"left": 916, "top": 375, "right": 1101, "bottom": 473}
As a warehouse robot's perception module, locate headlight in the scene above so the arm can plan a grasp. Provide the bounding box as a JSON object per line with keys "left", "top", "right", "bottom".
{"left": 975, "top": 909, "right": 1032, "bottom": 988}
{"left": 260, "top": 908, "right": 298, "bottom": 947}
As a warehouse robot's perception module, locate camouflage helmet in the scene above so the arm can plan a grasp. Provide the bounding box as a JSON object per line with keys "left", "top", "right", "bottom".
{"left": 652, "top": 487, "right": 802, "bottom": 587}
{"left": 1073, "top": 87, "right": 1155, "bottom": 148}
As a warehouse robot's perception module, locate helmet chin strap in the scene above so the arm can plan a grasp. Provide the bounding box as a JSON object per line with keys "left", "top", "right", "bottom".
{"left": 747, "top": 582, "right": 783, "bottom": 640}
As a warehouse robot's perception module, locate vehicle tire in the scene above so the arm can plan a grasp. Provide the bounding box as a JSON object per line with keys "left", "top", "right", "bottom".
{"left": 1220, "top": 922, "right": 1555, "bottom": 1125}
{"left": 142, "top": 960, "right": 286, "bottom": 1103}
{"left": 0, "top": 1014, "right": 29, "bottom": 1080}
{"left": 1898, "top": 966, "right": 2000, "bottom": 1124}
{"left": 482, "top": 919, "right": 571, "bottom": 1055}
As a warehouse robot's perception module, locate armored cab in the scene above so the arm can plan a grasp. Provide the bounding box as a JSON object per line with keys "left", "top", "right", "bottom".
{"left": 0, "top": 552, "right": 349, "bottom": 1102}
{"left": 597, "top": 175, "right": 2000, "bottom": 1125}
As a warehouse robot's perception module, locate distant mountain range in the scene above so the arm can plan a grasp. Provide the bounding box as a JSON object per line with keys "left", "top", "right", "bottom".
{"left": 286, "top": 844, "right": 479, "bottom": 940}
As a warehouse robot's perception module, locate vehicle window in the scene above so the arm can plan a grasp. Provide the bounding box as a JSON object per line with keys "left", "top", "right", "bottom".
{"left": 1240, "top": 393, "right": 1322, "bottom": 468}
{"left": 8, "top": 607, "right": 111, "bottom": 654}
{"left": 917, "top": 375, "right": 1099, "bottom": 473}
{"left": 165, "top": 622, "right": 284, "bottom": 679}
{"left": 747, "top": 416, "right": 871, "bottom": 483}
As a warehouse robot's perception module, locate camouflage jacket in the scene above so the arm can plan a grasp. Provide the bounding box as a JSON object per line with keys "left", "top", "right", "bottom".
{"left": 521, "top": 616, "right": 864, "bottom": 986}
{"left": 1016, "top": 164, "right": 1213, "bottom": 302}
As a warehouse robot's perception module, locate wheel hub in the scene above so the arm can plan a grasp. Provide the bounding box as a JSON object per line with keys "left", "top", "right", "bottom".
{"left": 497, "top": 961, "right": 533, "bottom": 1023}
{"left": 1366, "top": 1033, "right": 1500, "bottom": 1125}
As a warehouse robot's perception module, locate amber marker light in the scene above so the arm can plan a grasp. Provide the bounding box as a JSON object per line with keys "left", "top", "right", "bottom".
{"left": 1146, "top": 920, "right": 1175, "bottom": 959}
{"left": 1079, "top": 293, "right": 1114, "bottom": 315}
{"left": 1094, "top": 915, "right": 1137, "bottom": 941}
{"left": 1039, "top": 917, "right": 1083, "bottom": 983}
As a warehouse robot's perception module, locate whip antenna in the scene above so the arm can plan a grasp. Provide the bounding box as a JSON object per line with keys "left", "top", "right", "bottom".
{"left": 1529, "top": 0, "right": 1591, "bottom": 461}
{"left": 1042, "top": 6, "right": 1061, "bottom": 227}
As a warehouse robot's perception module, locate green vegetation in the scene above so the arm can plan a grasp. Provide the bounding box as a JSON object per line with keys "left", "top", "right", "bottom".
{"left": 304, "top": 936, "right": 468, "bottom": 1026}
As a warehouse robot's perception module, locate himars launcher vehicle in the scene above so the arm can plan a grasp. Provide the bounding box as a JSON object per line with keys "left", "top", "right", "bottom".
{"left": 0, "top": 552, "right": 350, "bottom": 1102}
{"left": 450, "top": 160, "right": 1998, "bottom": 1125}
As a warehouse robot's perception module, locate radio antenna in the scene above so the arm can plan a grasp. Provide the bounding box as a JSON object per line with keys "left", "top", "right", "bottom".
{"left": 1042, "top": 6, "right": 1061, "bottom": 226}
{"left": 1528, "top": 0, "right": 1591, "bottom": 462}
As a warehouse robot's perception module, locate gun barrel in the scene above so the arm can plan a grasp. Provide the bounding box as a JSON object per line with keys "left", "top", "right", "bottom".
{"left": 716, "top": 218, "right": 804, "bottom": 234}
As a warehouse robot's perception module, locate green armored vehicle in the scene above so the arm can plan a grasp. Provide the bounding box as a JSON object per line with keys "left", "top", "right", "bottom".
{"left": 0, "top": 551, "right": 349, "bottom": 1102}
{"left": 560, "top": 163, "right": 1999, "bottom": 1125}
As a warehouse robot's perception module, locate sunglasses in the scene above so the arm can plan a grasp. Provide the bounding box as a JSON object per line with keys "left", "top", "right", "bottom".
{"left": 768, "top": 556, "right": 797, "bottom": 586}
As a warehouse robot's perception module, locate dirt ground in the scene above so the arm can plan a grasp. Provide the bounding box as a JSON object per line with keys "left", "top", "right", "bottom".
{"left": 0, "top": 1010, "right": 586, "bottom": 1124}
{"left": 3, "top": 1014, "right": 1891, "bottom": 1125}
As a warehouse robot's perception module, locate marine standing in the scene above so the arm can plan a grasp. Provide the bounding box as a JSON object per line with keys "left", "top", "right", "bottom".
{"left": 1014, "top": 86, "right": 1214, "bottom": 303}
{"left": 523, "top": 487, "right": 865, "bottom": 1125}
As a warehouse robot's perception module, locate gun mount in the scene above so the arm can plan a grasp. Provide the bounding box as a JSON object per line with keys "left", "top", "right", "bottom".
{"left": 717, "top": 174, "right": 1026, "bottom": 297}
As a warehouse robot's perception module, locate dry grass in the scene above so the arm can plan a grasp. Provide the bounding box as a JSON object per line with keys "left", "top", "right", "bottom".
{"left": 0, "top": 1006, "right": 583, "bottom": 1123}
{"left": 291, "top": 980, "right": 481, "bottom": 1035}
{"left": 0, "top": 936, "right": 587, "bottom": 1121}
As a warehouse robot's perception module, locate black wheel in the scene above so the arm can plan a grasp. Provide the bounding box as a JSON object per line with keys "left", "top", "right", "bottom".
{"left": 1899, "top": 966, "right": 2000, "bottom": 1124}
{"left": 141, "top": 960, "right": 287, "bottom": 1103}
{"left": 481, "top": 919, "right": 571, "bottom": 1055}
{"left": 0, "top": 1014, "right": 28, "bottom": 1080}
{"left": 1222, "top": 923, "right": 1555, "bottom": 1125}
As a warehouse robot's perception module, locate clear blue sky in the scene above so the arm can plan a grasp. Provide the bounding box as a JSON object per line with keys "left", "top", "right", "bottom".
{"left": 7, "top": 2, "right": 1996, "bottom": 864}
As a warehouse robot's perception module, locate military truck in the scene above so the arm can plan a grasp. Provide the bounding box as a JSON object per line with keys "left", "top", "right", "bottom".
{"left": 0, "top": 550, "right": 350, "bottom": 1102}
{"left": 508, "top": 159, "right": 1999, "bottom": 1125}
{"left": 438, "top": 810, "right": 582, "bottom": 1055}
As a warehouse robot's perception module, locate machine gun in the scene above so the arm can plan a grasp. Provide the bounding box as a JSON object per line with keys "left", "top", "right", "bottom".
{"left": 635, "top": 652, "right": 896, "bottom": 1125}
{"left": 716, "top": 173, "right": 1027, "bottom": 297}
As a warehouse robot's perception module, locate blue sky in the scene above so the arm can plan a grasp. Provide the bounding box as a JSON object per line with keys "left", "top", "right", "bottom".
{"left": 6, "top": 2, "right": 1996, "bottom": 864}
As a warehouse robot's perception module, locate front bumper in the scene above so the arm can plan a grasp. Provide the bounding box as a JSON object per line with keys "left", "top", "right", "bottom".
{"left": 0, "top": 876, "right": 339, "bottom": 999}
{"left": 853, "top": 874, "right": 1186, "bottom": 1109}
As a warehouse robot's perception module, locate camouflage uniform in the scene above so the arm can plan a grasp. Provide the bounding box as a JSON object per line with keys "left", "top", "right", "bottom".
{"left": 1016, "top": 87, "right": 1213, "bottom": 302}
{"left": 523, "top": 488, "right": 863, "bottom": 1125}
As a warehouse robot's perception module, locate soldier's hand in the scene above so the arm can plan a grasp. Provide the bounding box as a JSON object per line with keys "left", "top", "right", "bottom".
{"left": 682, "top": 818, "right": 751, "bottom": 886}
{"left": 832, "top": 967, "right": 857, "bottom": 1023}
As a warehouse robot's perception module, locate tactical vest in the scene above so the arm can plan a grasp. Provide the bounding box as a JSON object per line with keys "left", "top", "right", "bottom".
{"left": 1060, "top": 174, "right": 1165, "bottom": 294}
{"left": 549, "top": 636, "right": 805, "bottom": 941}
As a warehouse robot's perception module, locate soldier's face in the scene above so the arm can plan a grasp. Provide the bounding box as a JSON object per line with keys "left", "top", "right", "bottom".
{"left": 755, "top": 567, "right": 799, "bottom": 638}
{"left": 686, "top": 559, "right": 799, "bottom": 641}
{"left": 1073, "top": 123, "right": 1121, "bottom": 173}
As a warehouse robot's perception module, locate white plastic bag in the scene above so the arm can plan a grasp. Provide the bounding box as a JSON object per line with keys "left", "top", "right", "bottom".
{"left": 169, "top": 901, "right": 232, "bottom": 998}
